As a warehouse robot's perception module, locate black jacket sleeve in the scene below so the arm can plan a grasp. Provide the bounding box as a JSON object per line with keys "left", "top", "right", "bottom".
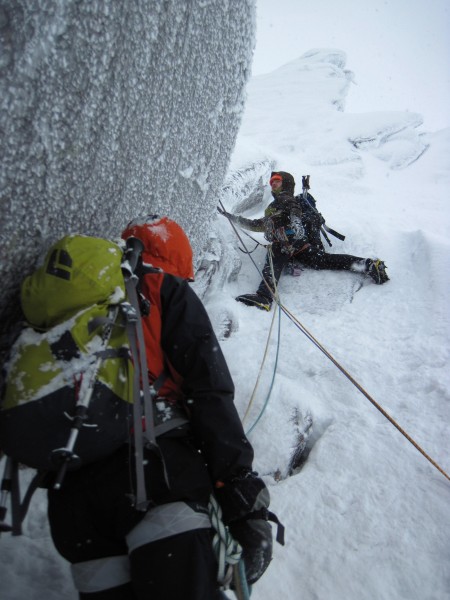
{"left": 159, "top": 274, "right": 254, "bottom": 482}
{"left": 227, "top": 212, "right": 266, "bottom": 233}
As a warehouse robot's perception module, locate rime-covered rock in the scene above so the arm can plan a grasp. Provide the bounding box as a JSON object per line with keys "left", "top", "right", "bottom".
{"left": 0, "top": 0, "right": 255, "bottom": 348}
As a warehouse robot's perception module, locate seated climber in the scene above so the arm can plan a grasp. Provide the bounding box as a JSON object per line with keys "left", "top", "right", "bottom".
{"left": 218, "top": 171, "right": 389, "bottom": 311}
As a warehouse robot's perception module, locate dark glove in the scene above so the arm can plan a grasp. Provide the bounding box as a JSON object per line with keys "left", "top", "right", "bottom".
{"left": 215, "top": 470, "right": 269, "bottom": 524}
{"left": 229, "top": 516, "right": 273, "bottom": 585}
{"left": 215, "top": 470, "right": 284, "bottom": 586}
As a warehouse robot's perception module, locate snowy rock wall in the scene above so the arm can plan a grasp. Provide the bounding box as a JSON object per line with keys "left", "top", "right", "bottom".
{"left": 0, "top": 0, "right": 255, "bottom": 347}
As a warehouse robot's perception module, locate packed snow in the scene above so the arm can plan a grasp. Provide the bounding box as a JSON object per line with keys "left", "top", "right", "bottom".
{"left": 206, "top": 49, "right": 450, "bottom": 600}
{"left": 1, "top": 36, "right": 449, "bottom": 600}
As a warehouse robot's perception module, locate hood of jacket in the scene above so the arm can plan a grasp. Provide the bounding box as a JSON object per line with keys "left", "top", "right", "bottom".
{"left": 122, "top": 215, "right": 195, "bottom": 281}
{"left": 270, "top": 171, "right": 296, "bottom": 196}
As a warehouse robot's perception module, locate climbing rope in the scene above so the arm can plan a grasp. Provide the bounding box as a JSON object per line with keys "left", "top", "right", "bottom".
{"left": 238, "top": 230, "right": 266, "bottom": 255}
{"left": 244, "top": 304, "right": 281, "bottom": 436}
{"left": 241, "top": 301, "right": 278, "bottom": 424}
{"left": 218, "top": 201, "right": 282, "bottom": 435}
{"left": 244, "top": 248, "right": 282, "bottom": 436}
{"left": 278, "top": 302, "right": 450, "bottom": 482}
{"left": 241, "top": 249, "right": 279, "bottom": 426}
{"left": 218, "top": 199, "right": 450, "bottom": 483}
{"left": 233, "top": 560, "right": 252, "bottom": 600}
{"left": 208, "top": 494, "right": 251, "bottom": 599}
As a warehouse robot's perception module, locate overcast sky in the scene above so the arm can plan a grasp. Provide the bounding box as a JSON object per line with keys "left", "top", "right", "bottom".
{"left": 252, "top": 0, "right": 450, "bottom": 131}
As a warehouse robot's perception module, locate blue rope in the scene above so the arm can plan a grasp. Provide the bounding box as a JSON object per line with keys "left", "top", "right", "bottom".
{"left": 245, "top": 301, "right": 282, "bottom": 436}
{"left": 233, "top": 560, "right": 252, "bottom": 599}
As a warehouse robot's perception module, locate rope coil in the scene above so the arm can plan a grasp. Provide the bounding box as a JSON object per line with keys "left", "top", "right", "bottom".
{"left": 208, "top": 495, "right": 252, "bottom": 599}
{"left": 208, "top": 495, "right": 242, "bottom": 586}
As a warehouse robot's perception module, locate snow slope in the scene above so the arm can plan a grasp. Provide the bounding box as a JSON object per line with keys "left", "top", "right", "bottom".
{"left": 1, "top": 49, "right": 449, "bottom": 600}
{"left": 206, "top": 50, "right": 450, "bottom": 600}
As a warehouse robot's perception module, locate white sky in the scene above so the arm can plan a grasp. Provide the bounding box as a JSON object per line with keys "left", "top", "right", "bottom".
{"left": 252, "top": 0, "right": 450, "bottom": 131}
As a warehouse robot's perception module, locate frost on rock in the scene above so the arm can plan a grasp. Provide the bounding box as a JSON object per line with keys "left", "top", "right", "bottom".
{"left": 0, "top": 0, "right": 255, "bottom": 354}
{"left": 192, "top": 160, "right": 274, "bottom": 302}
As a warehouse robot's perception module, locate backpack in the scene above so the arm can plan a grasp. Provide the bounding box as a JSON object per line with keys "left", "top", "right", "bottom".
{"left": 295, "top": 175, "right": 346, "bottom": 248}
{"left": 0, "top": 234, "right": 181, "bottom": 533}
{"left": 0, "top": 235, "right": 132, "bottom": 472}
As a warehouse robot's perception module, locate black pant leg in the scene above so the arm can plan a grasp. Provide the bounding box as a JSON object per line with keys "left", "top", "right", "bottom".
{"left": 256, "top": 246, "right": 290, "bottom": 298}
{"left": 79, "top": 583, "right": 136, "bottom": 600}
{"left": 297, "top": 247, "right": 366, "bottom": 271}
{"left": 129, "top": 529, "right": 218, "bottom": 600}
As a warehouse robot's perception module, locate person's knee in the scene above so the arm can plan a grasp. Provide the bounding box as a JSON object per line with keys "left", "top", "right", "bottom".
{"left": 126, "top": 501, "right": 211, "bottom": 552}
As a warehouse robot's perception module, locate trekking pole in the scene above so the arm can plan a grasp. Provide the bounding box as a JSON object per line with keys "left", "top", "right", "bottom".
{"left": 303, "top": 176, "right": 328, "bottom": 244}
{"left": 52, "top": 238, "right": 146, "bottom": 491}
{"left": 302, "top": 175, "right": 310, "bottom": 201}
{"left": 51, "top": 343, "right": 116, "bottom": 490}
{"left": 301, "top": 174, "right": 345, "bottom": 245}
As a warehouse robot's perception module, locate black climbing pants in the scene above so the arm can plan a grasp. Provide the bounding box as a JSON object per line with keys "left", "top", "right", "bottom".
{"left": 257, "top": 244, "right": 366, "bottom": 299}
{"left": 47, "top": 444, "right": 220, "bottom": 600}
{"left": 69, "top": 529, "right": 218, "bottom": 600}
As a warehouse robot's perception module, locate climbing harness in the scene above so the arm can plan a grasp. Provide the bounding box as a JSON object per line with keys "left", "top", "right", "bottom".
{"left": 219, "top": 197, "right": 450, "bottom": 483}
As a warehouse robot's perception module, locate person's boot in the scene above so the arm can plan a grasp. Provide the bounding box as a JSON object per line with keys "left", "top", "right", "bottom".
{"left": 235, "top": 293, "right": 272, "bottom": 311}
{"left": 366, "top": 259, "right": 389, "bottom": 284}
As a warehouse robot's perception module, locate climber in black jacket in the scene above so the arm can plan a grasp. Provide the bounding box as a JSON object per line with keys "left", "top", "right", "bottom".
{"left": 47, "top": 217, "right": 278, "bottom": 600}
{"left": 218, "top": 171, "right": 389, "bottom": 310}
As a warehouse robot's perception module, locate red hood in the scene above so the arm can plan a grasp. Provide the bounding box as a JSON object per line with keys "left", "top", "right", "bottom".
{"left": 122, "top": 216, "right": 194, "bottom": 281}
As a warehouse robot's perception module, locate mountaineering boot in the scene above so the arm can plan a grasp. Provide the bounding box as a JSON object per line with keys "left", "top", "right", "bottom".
{"left": 236, "top": 293, "right": 272, "bottom": 311}
{"left": 366, "top": 259, "right": 389, "bottom": 284}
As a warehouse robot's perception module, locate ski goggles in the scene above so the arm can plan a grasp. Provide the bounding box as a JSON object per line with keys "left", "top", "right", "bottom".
{"left": 269, "top": 174, "right": 283, "bottom": 186}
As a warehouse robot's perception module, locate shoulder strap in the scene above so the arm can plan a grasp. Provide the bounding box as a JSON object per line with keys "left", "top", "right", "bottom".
{"left": 322, "top": 223, "right": 345, "bottom": 241}
{"left": 0, "top": 457, "right": 53, "bottom": 537}
{"left": 0, "top": 457, "right": 22, "bottom": 536}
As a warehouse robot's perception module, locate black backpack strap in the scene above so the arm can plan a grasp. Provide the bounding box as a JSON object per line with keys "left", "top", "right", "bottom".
{"left": 121, "top": 292, "right": 154, "bottom": 511}
{"left": 1, "top": 458, "right": 51, "bottom": 537}
{"left": 320, "top": 226, "right": 333, "bottom": 247}
{"left": 296, "top": 188, "right": 346, "bottom": 246}
{"left": 0, "top": 457, "right": 21, "bottom": 536}
{"left": 9, "top": 458, "right": 21, "bottom": 536}
{"left": 19, "top": 470, "right": 49, "bottom": 527}
{"left": 123, "top": 275, "right": 173, "bottom": 510}
{"left": 322, "top": 223, "right": 346, "bottom": 241}
{"left": 239, "top": 506, "right": 286, "bottom": 546}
